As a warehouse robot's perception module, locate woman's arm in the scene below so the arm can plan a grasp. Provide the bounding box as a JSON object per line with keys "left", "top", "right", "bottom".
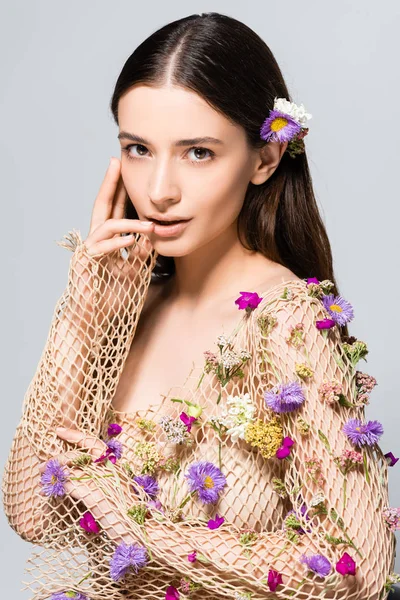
{"left": 2, "top": 229, "right": 157, "bottom": 542}
{"left": 67, "top": 285, "right": 395, "bottom": 599}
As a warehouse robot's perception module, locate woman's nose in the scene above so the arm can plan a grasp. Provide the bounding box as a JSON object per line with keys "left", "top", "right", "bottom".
{"left": 147, "top": 160, "right": 180, "bottom": 205}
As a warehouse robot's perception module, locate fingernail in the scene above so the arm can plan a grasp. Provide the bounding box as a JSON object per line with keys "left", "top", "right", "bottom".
{"left": 56, "top": 426, "right": 67, "bottom": 432}
{"left": 141, "top": 221, "right": 154, "bottom": 225}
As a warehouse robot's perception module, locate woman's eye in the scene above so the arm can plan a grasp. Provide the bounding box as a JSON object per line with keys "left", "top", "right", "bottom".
{"left": 122, "top": 144, "right": 149, "bottom": 160}
{"left": 187, "top": 147, "right": 214, "bottom": 163}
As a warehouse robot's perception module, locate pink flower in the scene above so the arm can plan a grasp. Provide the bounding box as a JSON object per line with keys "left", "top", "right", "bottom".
{"left": 179, "top": 412, "right": 197, "bottom": 432}
{"left": 276, "top": 437, "right": 294, "bottom": 459}
{"left": 165, "top": 585, "right": 180, "bottom": 599}
{"left": 316, "top": 318, "right": 336, "bottom": 330}
{"left": 336, "top": 552, "right": 356, "bottom": 576}
{"left": 207, "top": 514, "right": 225, "bottom": 529}
{"left": 307, "top": 277, "right": 319, "bottom": 285}
{"left": 107, "top": 423, "right": 122, "bottom": 437}
{"left": 79, "top": 510, "right": 100, "bottom": 534}
{"left": 235, "top": 291, "right": 263, "bottom": 311}
{"left": 187, "top": 550, "right": 197, "bottom": 563}
{"left": 267, "top": 568, "right": 283, "bottom": 591}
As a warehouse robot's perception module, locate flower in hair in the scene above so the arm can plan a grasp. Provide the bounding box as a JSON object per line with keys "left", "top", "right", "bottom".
{"left": 260, "top": 97, "right": 312, "bottom": 158}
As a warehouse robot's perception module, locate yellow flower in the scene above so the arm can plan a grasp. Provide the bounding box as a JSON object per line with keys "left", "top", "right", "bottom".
{"left": 244, "top": 416, "right": 283, "bottom": 459}
{"left": 295, "top": 362, "right": 314, "bottom": 380}
{"left": 186, "top": 402, "right": 203, "bottom": 418}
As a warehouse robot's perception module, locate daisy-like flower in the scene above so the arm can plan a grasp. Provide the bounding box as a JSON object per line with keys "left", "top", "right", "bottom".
{"left": 218, "top": 392, "right": 256, "bottom": 442}
{"left": 300, "top": 553, "right": 331, "bottom": 578}
{"left": 106, "top": 438, "right": 123, "bottom": 459}
{"left": 336, "top": 552, "right": 357, "bottom": 576}
{"left": 260, "top": 97, "right": 312, "bottom": 144}
{"left": 264, "top": 381, "right": 306, "bottom": 414}
{"left": 235, "top": 291, "right": 263, "bottom": 311}
{"left": 40, "top": 458, "right": 69, "bottom": 497}
{"left": 342, "top": 418, "right": 384, "bottom": 447}
{"left": 267, "top": 568, "right": 283, "bottom": 591}
{"left": 321, "top": 294, "right": 354, "bottom": 326}
{"left": 109, "top": 541, "right": 148, "bottom": 581}
{"left": 50, "top": 592, "right": 89, "bottom": 600}
{"left": 79, "top": 510, "right": 100, "bottom": 534}
{"left": 184, "top": 461, "right": 227, "bottom": 505}
{"left": 132, "top": 474, "right": 159, "bottom": 499}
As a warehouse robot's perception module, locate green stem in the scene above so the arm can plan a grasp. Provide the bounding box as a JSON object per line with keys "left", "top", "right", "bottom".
{"left": 77, "top": 571, "right": 92, "bottom": 586}
{"left": 273, "top": 540, "right": 289, "bottom": 558}
{"left": 218, "top": 440, "right": 222, "bottom": 471}
{"left": 363, "top": 451, "right": 370, "bottom": 484}
{"left": 263, "top": 350, "right": 281, "bottom": 382}
{"left": 288, "top": 576, "right": 308, "bottom": 596}
{"left": 343, "top": 475, "right": 347, "bottom": 510}
{"left": 196, "top": 371, "right": 205, "bottom": 390}
{"left": 70, "top": 473, "right": 115, "bottom": 481}
{"left": 177, "top": 490, "right": 196, "bottom": 510}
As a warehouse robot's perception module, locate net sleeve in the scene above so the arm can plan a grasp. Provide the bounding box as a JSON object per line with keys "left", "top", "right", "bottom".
{"left": 77, "top": 283, "right": 396, "bottom": 600}
{"left": 2, "top": 229, "right": 158, "bottom": 544}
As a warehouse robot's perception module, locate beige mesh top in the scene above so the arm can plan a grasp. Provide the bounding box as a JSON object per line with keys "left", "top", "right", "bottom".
{"left": 2, "top": 230, "right": 397, "bottom": 600}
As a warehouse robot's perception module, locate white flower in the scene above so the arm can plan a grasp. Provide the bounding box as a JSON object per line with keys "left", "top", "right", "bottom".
{"left": 273, "top": 97, "right": 312, "bottom": 127}
{"left": 310, "top": 492, "right": 326, "bottom": 507}
{"left": 219, "top": 393, "right": 256, "bottom": 442}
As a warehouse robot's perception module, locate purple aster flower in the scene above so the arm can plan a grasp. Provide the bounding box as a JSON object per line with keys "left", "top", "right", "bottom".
{"left": 50, "top": 592, "right": 88, "bottom": 600}
{"left": 300, "top": 553, "right": 331, "bottom": 578}
{"left": 40, "top": 458, "right": 69, "bottom": 497}
{"left": 235, "top": 291, "right": 263, "bottom": 311}
{"left": 109, "top": 541, "right": 148, "bottom": 581}
{"left": 342, "top": 418, "right": 384, "bottom": 447}
{"left": 384, "top": 452, "right": 399, "bottom": 467}
{"left": 207, "top": 513, "right": 225, "bottom": 529}
{"left": 321, "top": 293, "right": 354, "bottom": 326}
{"left": 316, "top": 318, "right": 336, "bottom": 330}
{"left": 133, "top": 475, "right": 159, "bottom": 499}
{"left": 184, "top": 461, "right": 227, "bottom": 504}
{"left": 105, "top": 438, "right": 123, "bottom": 459}
{"left": 264, "top": 381, "right": 305, "bottom": 414}
{"left": 260, "top": 109, "right": 302, "bottom": 143}
{"left": 107, "top": 423, "right": 122, "bottom": 437}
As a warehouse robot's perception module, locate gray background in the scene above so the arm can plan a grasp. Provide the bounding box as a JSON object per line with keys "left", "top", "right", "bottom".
{"left": 1, "top": 0, "right": 399, "bottom": 596}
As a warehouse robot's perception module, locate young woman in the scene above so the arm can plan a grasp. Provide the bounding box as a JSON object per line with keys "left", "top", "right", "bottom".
{"left": 3, "top": 12, "right": 397, "bottom": 600}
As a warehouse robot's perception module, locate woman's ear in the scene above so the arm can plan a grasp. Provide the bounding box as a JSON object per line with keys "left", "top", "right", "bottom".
{"left": 250, "top": 140, "right": 288, "bottom": 185}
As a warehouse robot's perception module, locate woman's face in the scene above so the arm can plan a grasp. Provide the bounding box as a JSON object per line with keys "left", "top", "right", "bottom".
{"left": 117, "top": 84, "right": 261, "bottom": 257}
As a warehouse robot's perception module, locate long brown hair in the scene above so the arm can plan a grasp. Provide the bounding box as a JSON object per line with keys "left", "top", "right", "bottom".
{"left": 109, "top": 12, "right": 349, "bottom": 337}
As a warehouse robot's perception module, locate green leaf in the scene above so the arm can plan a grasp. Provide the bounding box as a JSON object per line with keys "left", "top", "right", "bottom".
{"left": 318, "top": 429, "right": 332, "bottom": 454}
{"left": 363, "top": 451, "right": 370, "bottom": 484}
{"left": 338, "top": 394, "right": 354, "bottom": 408}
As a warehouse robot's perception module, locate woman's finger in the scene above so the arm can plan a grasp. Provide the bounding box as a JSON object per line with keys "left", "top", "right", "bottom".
{"left": 38, "top": 449, "right": 81, "bottom": 473}
{"left": 55, "top": 427, "right": 107, "bottom": 457}
{"left": 89, "top": 157, "right": 122, "bottom": 235}
{"left": 111, "top": 173, "right": 128, "bottom": 220}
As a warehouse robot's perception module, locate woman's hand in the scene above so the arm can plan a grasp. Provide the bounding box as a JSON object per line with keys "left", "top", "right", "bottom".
{"left": 68, "top": 157, "right": 157, "bottom": 321}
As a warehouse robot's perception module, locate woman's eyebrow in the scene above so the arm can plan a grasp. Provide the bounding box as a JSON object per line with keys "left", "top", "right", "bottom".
{"left": 117, "top": 132, "right": 224, "bottom": 146}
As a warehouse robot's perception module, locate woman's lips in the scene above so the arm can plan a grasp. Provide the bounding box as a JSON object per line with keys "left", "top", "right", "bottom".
{"left": 151, "top": 218, "right": 192, "bottom": 237}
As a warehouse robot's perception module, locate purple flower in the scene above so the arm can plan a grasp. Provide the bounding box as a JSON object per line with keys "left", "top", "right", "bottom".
{"left": 109, "top": 541, "right": 148, "bottom": 581}
{"left": 79, "top": 510, "right": 100, "bottom": 534}
{"left": 180, "top": 411, "right": 197, "bottom": 432}
{"left": 264, "top": 381, "right": 305, "bottom": 413}
{"left": 307, "top": 277, "right": 319, "bottom": 285}
{"left": 260, "top": 109, "right": 302, "bottom": 143}
{"left": 300, "top": 553, "right": 331, "bottom": 578}
{"left": 316, "top": 318, "right": 336, "bottom": 330}
{"left": 207, "top": 513, "right": 225, "bottom": 529}
{"left": 40, "top": 458, "right": 69, "bottom": 497}
{"left": 184, "top": 461, "right": 227, "bottom": 504}
{"left": 107, "top": 423, "right": 122, "bottom": 437}
{"left": 146, "top": 499, "right": 163, "bottom": 512}
{"left": 105, "top": 438, "right": 123, "bottom": 459}
{"left": 50, "top": 593, "right": 89, "bottom": 600}
{"left": 165, "top": 586, "right": 180, "bottom": 600}
{"left": 321, "top": 294, "right": 354, "bottom": 326}
{"left": 267, "top": 568, "right": 283, "bottom": 591}
{"left": 336, "top": 552, "right": 356, "bottom": 576}
{"left": 235, "top": 291, "right": 263, "bottom": 311}
{"left": 187, "top": 550, "right": 197, "bottom": 562}
{"left": 384, "top": 452, "right": 399, "bottom": 467}
{"left": 133, "top": 475, "right": 159, "bottom": 499}
{"left": 342, "top": 418, "right": 384, "bottom": 447}
{"left": 276, "top": 436, "right": 294, "bottom": 459}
